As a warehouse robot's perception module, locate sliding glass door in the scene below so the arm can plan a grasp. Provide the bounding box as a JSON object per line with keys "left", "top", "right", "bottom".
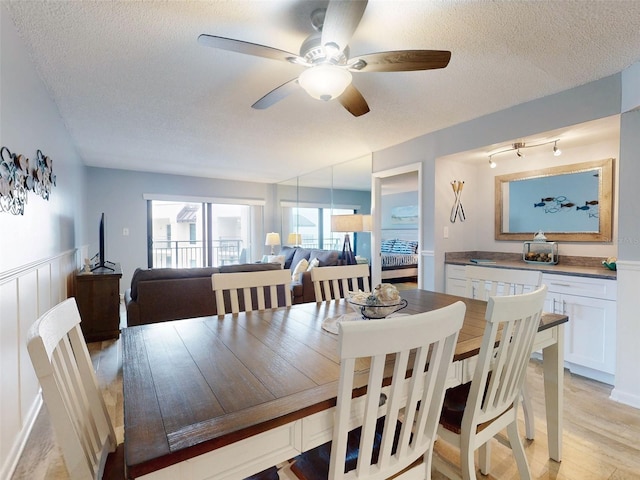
{"left": 147, "top": 200, "right": 254, "bottom": 268}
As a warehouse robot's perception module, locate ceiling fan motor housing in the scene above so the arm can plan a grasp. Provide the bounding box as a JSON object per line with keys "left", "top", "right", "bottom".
{"left": 300, "top": 32, "right": 349, "bottom": 66}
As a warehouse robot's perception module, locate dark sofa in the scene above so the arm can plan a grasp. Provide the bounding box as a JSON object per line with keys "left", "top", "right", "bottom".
{"left": 124, "top": 247, "right": 348, "bottom": 326}
{"left": 124, "top": 262, "right": 285, "bottom": 326}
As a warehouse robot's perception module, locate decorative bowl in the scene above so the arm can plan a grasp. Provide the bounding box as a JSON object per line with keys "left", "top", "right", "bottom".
{"left": 346, "top": 296, "right": 408, "bottom": 319}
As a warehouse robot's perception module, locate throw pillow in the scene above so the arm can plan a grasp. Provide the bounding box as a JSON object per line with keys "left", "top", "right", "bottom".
{"left": 380, "top": 239, "right": 396, "bottom": 253}
{"left": 292, "top": 258, "right": 309, "bottom": 282}
{"left": 290, "top": 248, "right": 311, "bottom": 272}
{"left": 307, "top": 257, "right": 320, "bottom": 271}
{"left": 391, "top": 240, "right": 416, "bottom": 254}
{"left": 309, "top": 249, "right": 339, "bottom": 266}
{"left": 280, "top": 246, "right": 297, "bottom": 269}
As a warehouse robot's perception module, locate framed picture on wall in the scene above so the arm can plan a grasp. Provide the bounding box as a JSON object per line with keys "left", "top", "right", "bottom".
{"left": 390, "top": 205, "right": 418, "bottom": 225}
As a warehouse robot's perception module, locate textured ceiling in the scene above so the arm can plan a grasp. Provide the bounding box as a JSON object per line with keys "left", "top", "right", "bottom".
{"left": 5, "top": 1, "right": 640, "bottom": 184}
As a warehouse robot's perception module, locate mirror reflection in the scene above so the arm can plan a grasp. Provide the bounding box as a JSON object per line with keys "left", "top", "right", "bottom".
{"left": 495, "top": 158, "right": 613, "bottom": 241}
{"left": 276, "top": 155, "right": 372, "bottom": 260}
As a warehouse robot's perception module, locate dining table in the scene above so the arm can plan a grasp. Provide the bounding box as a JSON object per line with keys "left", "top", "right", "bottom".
{"left": 122, "top": 288, "right": 567, "bottom": 480}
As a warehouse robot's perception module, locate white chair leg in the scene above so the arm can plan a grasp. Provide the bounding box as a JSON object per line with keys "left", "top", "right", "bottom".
{"left": 506, "top": 421, "right": 532, "bottom": 480}
{"left": 478, "top": 440, "right": 491, "bottom": 475}
{"left": 521, "top": 381, "right": 535, "bottom": 440}
{"left": 460, "top": 437, "right": 475, "bottom": 480}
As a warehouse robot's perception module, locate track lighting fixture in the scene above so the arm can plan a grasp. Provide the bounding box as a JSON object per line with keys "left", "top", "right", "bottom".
{"left": 486, "top": 139, "right": 562, "bottom": 167}
{"left": 553, "top": 141, "right": 562, "bottom": 156}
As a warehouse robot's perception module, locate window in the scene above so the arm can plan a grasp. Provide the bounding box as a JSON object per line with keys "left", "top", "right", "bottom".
{"left": 147, "top": 199, "right": 258, "bottom": 268}
{"left": 284, "top": 205, "right": 355, "bottom": 250}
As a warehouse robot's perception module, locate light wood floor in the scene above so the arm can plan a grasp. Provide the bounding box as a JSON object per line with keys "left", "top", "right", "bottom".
{"left": 12, "top": 307, "right": 640, "bottom": 479}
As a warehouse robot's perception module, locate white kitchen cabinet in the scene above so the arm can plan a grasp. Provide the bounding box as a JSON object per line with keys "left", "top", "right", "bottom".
{"left": 445, "top": 264, "right": 617, "bottom": 385}
{"left": 543, "top": 273, "right": 617, "bottom": 385}
{"left": 445, "top": 264, "right": 467, "bottom": 297}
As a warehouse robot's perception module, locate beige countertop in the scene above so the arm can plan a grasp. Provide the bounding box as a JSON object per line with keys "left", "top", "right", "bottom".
{"left": 445, "top": 251, "right": 617, "bottom": 280}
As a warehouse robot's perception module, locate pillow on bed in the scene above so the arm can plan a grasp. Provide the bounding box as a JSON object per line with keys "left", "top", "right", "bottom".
{"left": 391, "top": 239, "right": 418, "bottom": 254}
{"left": 381, "top": 239, "right": 396, "bottom": 253}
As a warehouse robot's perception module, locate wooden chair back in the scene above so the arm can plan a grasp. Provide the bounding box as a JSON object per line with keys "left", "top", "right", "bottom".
{"left": 327, "top": 301, "right": 465, "bottom": 479}
{"left": 26, "top": 298, "right": 118, "bottom": 480}
{"left": 434, "top": 286, "right": 547, "bottom": 480}
{"left": 464, "top": 265, "right": 542, "bottom": 300}
{"left": 311, "top": 264, "right": 370, "bottom": 302}
{"left": 211, "top": 269, "right": 292, "bottom": 315}
{"left": 469, "top": 285, "right": 547, "bottom": 427}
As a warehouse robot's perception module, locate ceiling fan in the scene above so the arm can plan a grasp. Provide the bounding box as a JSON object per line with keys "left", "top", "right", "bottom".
{"left": 198, "top": 0, "right": 451, "bottom": 117}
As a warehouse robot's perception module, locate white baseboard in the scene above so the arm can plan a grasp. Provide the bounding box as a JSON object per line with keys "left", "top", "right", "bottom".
{"left": 1, "top": 394, "right": 42, "bottom": 480}
{"left": 610, "top": 387, "right": 640, "bottom": 409}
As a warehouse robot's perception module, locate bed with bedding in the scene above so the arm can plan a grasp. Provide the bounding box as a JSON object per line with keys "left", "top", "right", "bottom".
{"left": 380, "top": 238, "right": 419, "bottom": 280}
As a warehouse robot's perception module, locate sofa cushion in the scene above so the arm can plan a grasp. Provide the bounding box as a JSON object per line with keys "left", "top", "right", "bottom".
{"left": 130, "top": 266, "right": 220, "bottom": 301}
{"left": 219, "top": 263, "right": 282, "bottom": 273}
{"left": 309, "top": 249, "right": 340, "bottom": 266}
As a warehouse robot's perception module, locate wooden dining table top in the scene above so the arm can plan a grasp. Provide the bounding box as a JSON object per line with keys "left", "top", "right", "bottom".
{"left": 123, "top": 288, "right": 567, "bottom": 478}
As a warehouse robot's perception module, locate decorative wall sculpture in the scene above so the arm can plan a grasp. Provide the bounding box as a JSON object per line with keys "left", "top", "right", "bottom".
{"left": 0, "top": 147, "right": 56, "bottom": 215}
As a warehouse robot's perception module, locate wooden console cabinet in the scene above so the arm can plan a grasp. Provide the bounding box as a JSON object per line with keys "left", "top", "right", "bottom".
{"left": 74, "top": 263, "right": 122, "bottom": 342}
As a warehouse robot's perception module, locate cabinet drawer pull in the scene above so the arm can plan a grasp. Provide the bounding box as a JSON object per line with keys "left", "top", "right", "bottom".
{"left": 549, "top": 282, "right": 572, "bottom": 287}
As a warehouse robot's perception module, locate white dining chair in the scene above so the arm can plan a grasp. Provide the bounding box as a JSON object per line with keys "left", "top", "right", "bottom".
{"left": 463, "top": 265, "right": 542, "bottom": 442}
{"left": 433, "top": 285, "right": 547, "bottom": 480}
{"left": 211, "top": 269, "right": 292, "bottom": 315}
{"left": 311, "top": 264, "right": 370, "bottom": 301}
{"left": 280, "top": 301, "right": 466, "bottom": 480}
{"left": 26, "top": 298, "right": 123, "bottom": 480}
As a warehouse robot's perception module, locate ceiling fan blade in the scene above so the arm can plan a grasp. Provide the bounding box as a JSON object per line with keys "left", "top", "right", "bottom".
{"left": 321, "top": 0, "right": 368, "bottom": 53}
{"left": 338, "top": 84, "right": 370, "bottom": 117}
{"left": 349, "top": 50, "right": 451, "bottom": 72}
{"left": 252, "top": 78, "right": 301, "bottom": 110}
{"left": 198, "top": 34, "right": 305, "bottom": 64}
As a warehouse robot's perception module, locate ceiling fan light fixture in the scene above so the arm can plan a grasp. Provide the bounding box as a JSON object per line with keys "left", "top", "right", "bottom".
{"left": 298, "top": 65, "right": 352, "bottom": 101}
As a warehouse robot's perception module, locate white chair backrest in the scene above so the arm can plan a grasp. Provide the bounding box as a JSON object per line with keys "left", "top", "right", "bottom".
{"left": 211, "top": 269, "right": 292, "bottom": 315}
{"left": 311, "top": 264, "right": 370, "bottom": 302}
{"left": 27, "top": 298, "right": 116, "bottom": 480}
{"left": 464, "top": 265, "right": 542, "bottom": 300}
{"left": 329, "top": 301, "right": 466, "bottom": 479}
{"left": 465, "top": 285, "right": 547, "bottom": 429}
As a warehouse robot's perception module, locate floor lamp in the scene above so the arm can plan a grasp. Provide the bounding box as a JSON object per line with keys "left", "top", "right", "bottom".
{"left": 331, "top": 214, "right": 365, "bottom": 265}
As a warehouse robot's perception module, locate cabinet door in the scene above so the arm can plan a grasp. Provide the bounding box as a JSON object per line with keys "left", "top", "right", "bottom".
{"left": 558, "top": 294, "right": 616, "bottom": 375}
{"left": 445, "top": 265, "right": 467, "bottom": 297}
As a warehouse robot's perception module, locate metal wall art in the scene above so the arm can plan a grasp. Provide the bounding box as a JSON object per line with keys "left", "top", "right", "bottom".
{"left": 0, "top": 146, "right": 56, "bottom": 215}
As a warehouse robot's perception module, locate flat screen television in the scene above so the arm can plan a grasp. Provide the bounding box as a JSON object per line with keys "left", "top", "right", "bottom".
{"left": 92, "top": 212, "right": 114, "bottom": 271}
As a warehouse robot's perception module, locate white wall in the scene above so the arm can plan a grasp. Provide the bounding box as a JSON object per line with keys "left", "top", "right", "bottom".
{"left": 0, "top": 5, "right": 85, "bottom": 477}
{"left": 84, "top": 167, "right": 273, "bottom": 291}
{"left": 373, "top": 69, "right": 640, "bottom": 409}
{"left": 435, "top": 125, "right": 620, "bottom": 260}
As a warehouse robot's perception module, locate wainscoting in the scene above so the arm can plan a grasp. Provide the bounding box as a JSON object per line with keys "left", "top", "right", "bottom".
{"left": 0, "top": 249, "right": 79, "bottom": 479}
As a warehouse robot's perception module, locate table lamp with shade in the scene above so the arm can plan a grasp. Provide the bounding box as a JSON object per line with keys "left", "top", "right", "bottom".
{"left": 287, "top": 233, "right": 302, "bottom": 246}
{"left": 265, "top": 232, "right": 280, "bottom": 255}
{"left": 331, "top": 214, "right": 367, "bottom": 265}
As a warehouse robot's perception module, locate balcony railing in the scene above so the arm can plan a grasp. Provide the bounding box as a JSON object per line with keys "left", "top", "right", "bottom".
{"left": 151, "top": 239, "right": 243, "bottom": 268}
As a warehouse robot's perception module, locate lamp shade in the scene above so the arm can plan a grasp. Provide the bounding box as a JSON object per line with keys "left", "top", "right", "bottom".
{"left": 331, "top": 214, "right": 364, "bottom": 233}
{"left": 287, "top": 233, "right": 302, "bottom": 245}
{"left": 362, "top": 215, "right": 372, "bottom": 232}
{"left": 298, "top": 65, "right": 352, "bottom": 101}
{"left": 265, "top": 232, "right": 280, "bottom": 246}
